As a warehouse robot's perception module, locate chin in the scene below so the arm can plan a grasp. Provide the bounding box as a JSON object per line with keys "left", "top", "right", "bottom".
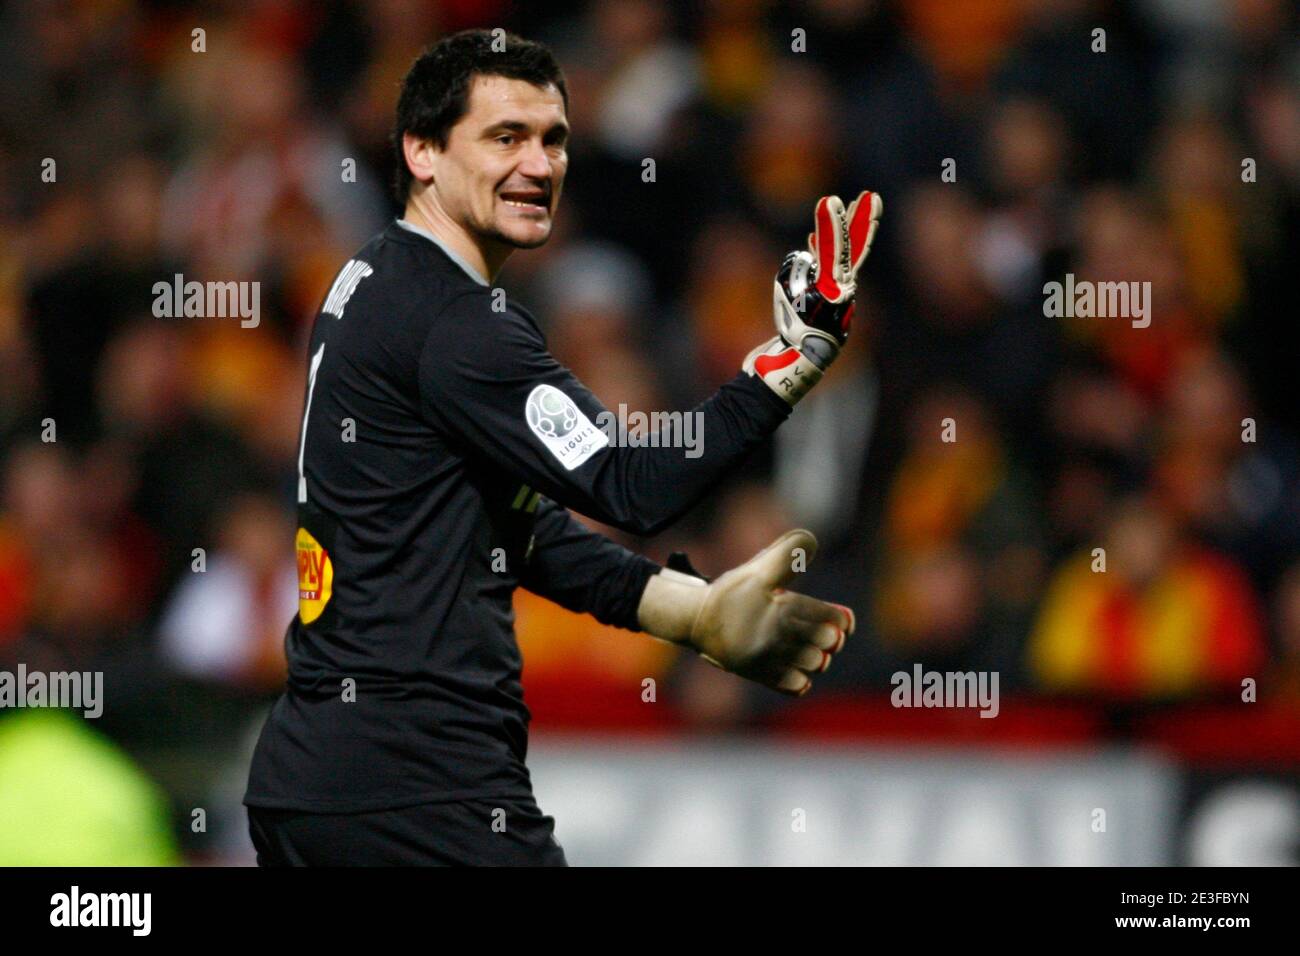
{"left": 496, "top": 223, "right": 553, "bottom": 249}
{"left": 511, "top": 232, "right": 552, "bottom": 249}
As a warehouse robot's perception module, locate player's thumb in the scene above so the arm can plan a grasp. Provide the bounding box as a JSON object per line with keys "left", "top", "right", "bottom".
{"left": 746, "top": 529, "right": 818, "bottom": 591}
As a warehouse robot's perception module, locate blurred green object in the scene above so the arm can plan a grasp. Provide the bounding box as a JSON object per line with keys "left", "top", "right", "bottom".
{"left": 0, "top": 709, "right": 179, "bottom": 866}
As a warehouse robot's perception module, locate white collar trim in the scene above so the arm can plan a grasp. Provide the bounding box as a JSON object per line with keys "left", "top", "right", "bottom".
{"left": 395, "top": 219, "right": 489, "bottom": 286}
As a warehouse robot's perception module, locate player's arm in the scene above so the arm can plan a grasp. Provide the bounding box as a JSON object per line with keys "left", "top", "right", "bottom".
{"left": 516, "top": 496, "right": 660, "bottom": 630}
{"left": 421, "top": 310, "right": 779, "bottom": 537}
{"left": 418, "top": 192, "right": 882, "bottom": 538}
{"left": 519, "top": 497, "right": 855, "bottom": 697}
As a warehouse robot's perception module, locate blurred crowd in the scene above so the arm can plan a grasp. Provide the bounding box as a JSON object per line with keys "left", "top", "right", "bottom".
{"left": 0, "top": 0, "right": 1298, "bottom": 861}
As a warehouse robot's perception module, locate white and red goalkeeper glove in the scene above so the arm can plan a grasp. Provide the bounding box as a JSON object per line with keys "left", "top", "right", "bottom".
{"left": 637, "top": 529, "right": 855, "bottom": 697}
{"left": 745, "top": 191, "right": 883, "bottom": 404}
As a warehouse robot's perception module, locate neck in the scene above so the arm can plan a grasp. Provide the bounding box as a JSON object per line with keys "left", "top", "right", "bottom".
{"left": 404, "top": 193, "right": 511, "bottom": 283}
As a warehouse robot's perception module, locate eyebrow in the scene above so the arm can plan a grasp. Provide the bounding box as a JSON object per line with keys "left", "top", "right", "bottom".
{"left": 484, "top": 119, "right": 569, "bottom": 141}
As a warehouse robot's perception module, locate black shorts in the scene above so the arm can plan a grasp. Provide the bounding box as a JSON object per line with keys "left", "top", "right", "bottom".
{"left": 247, "top": 796, "right": 568, "bottom": 866}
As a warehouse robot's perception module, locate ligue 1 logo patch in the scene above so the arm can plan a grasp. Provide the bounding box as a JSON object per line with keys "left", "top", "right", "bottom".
{"left": 525, "top": 383, "right": 607, "bottom": 470}
{"left": 296, "top": 527, "right": 334, "bottom": 624}
{"left": 527, "top": 384, "right": 579, "bottom": 437}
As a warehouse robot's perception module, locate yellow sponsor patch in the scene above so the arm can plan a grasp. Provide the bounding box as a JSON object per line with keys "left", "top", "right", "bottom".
{"left": 296, "top": 527, "right": 333, "bottom": 624}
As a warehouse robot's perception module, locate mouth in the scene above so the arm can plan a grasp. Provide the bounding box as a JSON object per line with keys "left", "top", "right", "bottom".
{"left": 499, "top": 189, "right": 551, "bottom": 213}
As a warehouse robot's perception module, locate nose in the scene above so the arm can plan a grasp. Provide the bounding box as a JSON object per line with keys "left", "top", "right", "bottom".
{"left": 516, "top": 137, "right": 552, "bottom": 180}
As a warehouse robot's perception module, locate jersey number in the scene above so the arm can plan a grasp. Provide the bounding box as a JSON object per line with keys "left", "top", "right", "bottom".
{"left": 298, "top": 260, "right": 373, "bottom": 504}
{"left": 298, "top": 343, "right": 326, "bottom": 504}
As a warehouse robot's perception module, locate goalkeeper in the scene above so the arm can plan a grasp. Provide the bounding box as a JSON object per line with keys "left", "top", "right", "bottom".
{"left": 244, "top": 28, "right": 881, "bottom": 866}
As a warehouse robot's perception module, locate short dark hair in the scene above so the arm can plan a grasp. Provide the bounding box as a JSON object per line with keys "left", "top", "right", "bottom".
{"left": 391, "top": 29, "right": 568, "bottom": 203}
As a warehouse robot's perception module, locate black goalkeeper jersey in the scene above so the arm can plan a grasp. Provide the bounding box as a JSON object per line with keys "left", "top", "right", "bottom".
{"left": 244, "top": 220, "right": 791, "bottom": 812}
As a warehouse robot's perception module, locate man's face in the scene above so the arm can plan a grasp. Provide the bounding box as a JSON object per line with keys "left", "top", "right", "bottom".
{"left": 430, "top": 74, "right": 568, "bottom": 250}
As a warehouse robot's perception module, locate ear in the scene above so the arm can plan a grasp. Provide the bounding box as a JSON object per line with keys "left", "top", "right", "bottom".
{"left": 402, "top": 132, "right": 440, "bottom": 189}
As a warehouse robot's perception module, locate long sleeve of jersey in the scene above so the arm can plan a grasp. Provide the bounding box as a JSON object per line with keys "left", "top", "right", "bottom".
{"left": 518, "top": 496, "right": 660, "bottom": 632}
{"left": 418, "top": 288, "right": 791, "bottom": 537}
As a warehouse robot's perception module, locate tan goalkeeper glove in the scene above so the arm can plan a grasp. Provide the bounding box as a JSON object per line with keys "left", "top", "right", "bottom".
{"left": 637, "top": 529, "right": 855, "bottom": 697}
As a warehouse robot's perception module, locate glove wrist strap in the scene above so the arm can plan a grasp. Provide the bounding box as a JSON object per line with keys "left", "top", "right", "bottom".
{"left": 742, "top": 337, "right": 827, "bottom": 406}
{"left": 637, "top": 566, "right": 709, "bottom": 643}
